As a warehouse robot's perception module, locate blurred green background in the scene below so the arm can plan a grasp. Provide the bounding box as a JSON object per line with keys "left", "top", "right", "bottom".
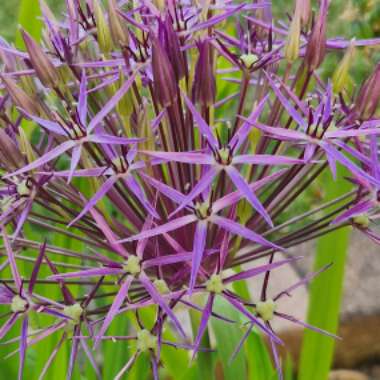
{"left": 2, "top": 0, "right": 379, "bottom": 76}
{"left": 0, "top": 1, "right": 62, "bottom": 41}
{"left": 0, "top": 1, "right": 380, "bottom": 380}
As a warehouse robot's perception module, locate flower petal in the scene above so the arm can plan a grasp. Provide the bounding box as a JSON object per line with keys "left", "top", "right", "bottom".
{"left": 88, "top": 69, "right": 139, "bottom": 133}
{"left": 88, "top": 134, "right": 142, "bottom": 145}
{"left": 241, "top": 120, "right": 306, "bottom": 141}
{"left": 182, "top": 93, "right": 218, "bottom": 147}
{"left": 140, "top": 150, "right": 214, "bottom": 165}
{"left": 28, "top": 241, "right": 47, "bottom": 294}
{"left": 95, "top": 276, "right": 133, "bottom": 348}
{"left": 18, "top": 316, "right": 28, "bottom": 380}
{"left": 189, "top": 221, "right": 208, "bottom": 294}
{"left": 232, "top": 154, "right": 304, "bottom": 166}
{"left": 2, "top": 231, "right": 21, "bottom": 289}
{"left": 223, "top": 295, "right": 282, "bottom": 344}
{"left": 264, "top": 71, "right": 307, "bottom": 129}
{"left": 213, "top": 169, "right": 286, "bottom": 213}
{"left": 230, "top": 95, "right": 268, "bottom": 151}
{"left": 321, "top": 142, "right": 380, "bottom": 187}
{"left": 67, "top": 144, "right": 82, "bottom": 184}
{"left": 139, "top": 272, "right": 186, "bottom": 338}
{"left": 78, "top": 70, "right": 88, "bottom": 127}
{"left": 119, "top": 214, "right": 197, "bottom": 243}
{"left": 21, "top": 111, "right": 65, "bottom": 135}
{"left": 170, "top": 167, "right": 218, "bottom": 218}
{"left": 67, "top": 325, "right": 81, "bottom": 380}
{"left": 5, "top": 140, "right": 77, "bottom": 178}
{"left": 49, "top": 267, "right": 124, "bottom": 280}
{"left": 226, "top": 166, "right": 273, "bottom": 227}
{"left": 0, "top": 314, "right": 18, "bottom": 340}
{"left": 140, "top": 172, "right": 186, "bottom": 205}
{"left": 332, "top": 200, "right": 374, "bottom": 225}
{"left": 192, "top": 293, "right": 215, "bottom": 359}
{"left": 123, "top": 175, "right": 159, "bottom": 219}
{"left": 276, "top": 312, "right": 339, "bottom": 339}
{"left": 68, "top": 176, "right": 118, "bottom": 227}
{"left": 211, "top": 215, "right": 282, "bottom": 250}
{"left": 224, "top": 256, "right": 300, "bottom": 283}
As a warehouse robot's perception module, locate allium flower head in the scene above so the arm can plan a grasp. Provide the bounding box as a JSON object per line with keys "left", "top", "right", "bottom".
{"left": 0, "top": 0, "right": 380, "bottom": 379}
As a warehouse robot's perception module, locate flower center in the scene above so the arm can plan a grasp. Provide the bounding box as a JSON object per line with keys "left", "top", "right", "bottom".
{"left": 17, "top": 180, "right": 30, "bottom": 197}
{"left": 123, "top": 256, "right": 141, "bottom": 275}
{"left": 153, "top": 279, "right": 170, "bottom": 294}
{"left": 314, "top": 125, "right": 325, "bottom": 139}
{"left": 313, "top": 123, "right": 337, "bottom": 139}
{"left": 206, "top": 274, "right": 225, "bottom": 294}
{"left": 195, "top": 201, "right": 212, "bottom": 220}
{"left": 11, "top": 295, "right": 28, "bottom": 313}
{"left": 216, "top": 147, "right": 232, "bottom": 166}
{"left": 63, "top": 303, "right": 83, "bottom": 325}
{"left": 136, "top": 329, "right": 157, "bottom": 352}
{"left": 69, "top": 123, "right": 86, "bottom": 140}
{"left": 240, "top": 53, "right": 258, "bottom": 69}
{"left": 256, "top": 299, "right": 277, "bottom": 321}
{"left": 352, "top": 213, "right": 370, "bottom": 228}
{"left": 0, "top": 196, "right": 13, "bottom": 212}
{"left": 112, "top": 157, "right": 129, "bottom": 174}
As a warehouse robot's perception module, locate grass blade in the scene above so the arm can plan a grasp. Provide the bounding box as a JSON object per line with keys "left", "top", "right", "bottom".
{"left": 15, "top": 0, "right": 42, "bottom": 47}
{"left": 298, "top": 168, "right": 351, "bottom": 380}
{"left": 245, "top": 329, "right": 276, "bottom": 380}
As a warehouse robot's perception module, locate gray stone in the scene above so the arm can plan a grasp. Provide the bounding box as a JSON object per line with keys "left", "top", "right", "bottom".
{"left": 329, "top": 369, "right": 369, "bottom": 380}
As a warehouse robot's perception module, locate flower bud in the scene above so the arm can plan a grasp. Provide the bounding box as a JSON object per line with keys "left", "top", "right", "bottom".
{"left": 107, "top": 0, "right": 129, "bottom": 47}
{"left": 304, "top": 0, "right": 328, "bottom": 71}
{"left": 1, "top": 75, "right": 39, "bottom": 115}
{"left": 137, "top": 329, "right": 157, "bottom": 352}
{"left": 66, "top": 0, "right": 79, "bottom": 44}
{"left": 240, "top": 53, "right": 258, "bottom": 69}
{"left": 18, "top": 127, "right": 36, "bottom": 164}
{"left": 355, "top": 63, "right": 380, "bottom": 120}
{"left": 0, "top": 37, "right": 16, "bottom": 72}
{"left": 254, "top": 0, "right": 272, "bottom": 40}
{"left": 284, "top": 6, "right": 301, "bottom": 63}
{"left": 160, "top": 16, "right": 186, "bottom": 81}
{"left": 296, "top": 0, "right": 311, "bottom": 27}
{"left": 21, "top": 29, "right": 59, "bottom": 88}
{"left": 94, "top": 0, "right": 113, "bottom": 54}
{"left": 0, "top": 128, "right": 24, "bottom": 170}
{"left": 151, "top": 36, "right": 178, "bottom": 107}
{"left": 153, "top": 0, "right": 166, "bottom": 13}
{"left": 192, "top": 39, "right": 216, "bottom": 107}
{"left": 332, "top": 39, "right": 355, "bottom": 93}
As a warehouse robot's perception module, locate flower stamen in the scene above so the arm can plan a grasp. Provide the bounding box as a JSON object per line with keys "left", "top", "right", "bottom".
{"left": 256, "top": 299, "right": 277, "bottom": 322}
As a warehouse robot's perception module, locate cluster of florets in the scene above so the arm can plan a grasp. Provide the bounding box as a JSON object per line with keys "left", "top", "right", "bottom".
{"left": 0, "top": 0, "right": 379, "bottom": 378}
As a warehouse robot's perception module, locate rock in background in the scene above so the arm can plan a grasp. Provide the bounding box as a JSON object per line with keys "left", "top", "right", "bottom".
{"left": 245, "top": 229, "right": 380, "bottom": 376}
